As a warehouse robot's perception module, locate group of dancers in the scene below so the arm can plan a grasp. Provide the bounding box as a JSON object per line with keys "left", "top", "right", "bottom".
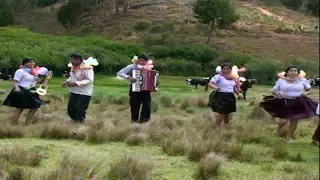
{"left": 2, "top": 54, "right": 319, "bottom": 144}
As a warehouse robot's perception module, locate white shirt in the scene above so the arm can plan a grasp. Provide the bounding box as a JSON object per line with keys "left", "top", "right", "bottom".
{"left": 210, "top": 74, "right": 236, "bottom": 93}
{"left": 67, "top": 68, "right": 94, "bottom": 96}
{"left": 13, "top": 69, "right": 37, "bottom": 88}
{"left": 272, "top": 78, "right": 311, "bottom": 97}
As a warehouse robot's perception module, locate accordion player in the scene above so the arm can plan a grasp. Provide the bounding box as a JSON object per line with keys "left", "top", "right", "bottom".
{"left": 132, "top": 69, "right": 159, "bottom": 92}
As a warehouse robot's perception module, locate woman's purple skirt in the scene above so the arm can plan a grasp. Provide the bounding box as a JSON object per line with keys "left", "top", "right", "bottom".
{"left": 260, "top": 96, "right": 318, "bottom": 121}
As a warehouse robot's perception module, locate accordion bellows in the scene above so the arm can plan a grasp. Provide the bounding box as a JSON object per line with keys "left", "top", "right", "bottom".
{"left": 132, "top": 69, "right": 159, "bottom": 92}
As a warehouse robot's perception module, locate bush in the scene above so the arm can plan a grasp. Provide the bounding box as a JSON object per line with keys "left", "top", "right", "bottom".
{"left": 134, "top": 20, "right": 151, "bottom": 31}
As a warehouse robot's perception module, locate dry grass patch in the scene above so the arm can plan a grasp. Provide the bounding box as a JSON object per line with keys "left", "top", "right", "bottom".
{"left": 0, "top": 145, "right": 42, "bottom": 167}
{"left": 106, "top": 155, "right": 153, "bottom": 180}
{"left": 0, "top": 125, "right": 24, "bottom": 138}
{"left": 195, "top": 152, "right": 225, "bottom": 180}
{"left": 40, "top": 154, "right": 100, "bottom": 180}
{"left": 40, "top": 122, "right": 70, "bottom": 140}
{"left": 125, "top": 133, "right": 148, "bottom": 146}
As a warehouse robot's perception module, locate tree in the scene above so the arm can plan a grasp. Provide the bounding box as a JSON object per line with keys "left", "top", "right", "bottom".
{"left": 0, "top": 0, "right": 14, "bottom": 27}
{"left": 193, "top": 0, "right": 239, "bottom": 44}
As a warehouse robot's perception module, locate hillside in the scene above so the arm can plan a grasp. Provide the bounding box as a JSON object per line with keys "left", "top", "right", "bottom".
{"left": 14, "top": 0, "right": 319, "bottom": 62}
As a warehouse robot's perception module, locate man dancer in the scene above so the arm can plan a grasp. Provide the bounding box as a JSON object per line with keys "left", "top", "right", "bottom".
{"left": 61, "top": 53, "right": 94, "bottom": 123}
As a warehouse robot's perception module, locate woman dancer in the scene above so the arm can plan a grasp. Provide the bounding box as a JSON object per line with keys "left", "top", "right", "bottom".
{"left": 3, "top": 58, "right": 44, "bottom": 125}
{"left": 208, "top": 63, "right": 242, "bottom": 127}
{"left": 260, "top": 66, "right": 318, "bottom": 143}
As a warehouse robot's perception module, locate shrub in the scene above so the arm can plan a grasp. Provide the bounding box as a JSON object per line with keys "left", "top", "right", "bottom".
{"left": 107, "top": 155, "right": 153, "bottom": 180}
{"left": 134, "top": 21, "right": 151, "bottom": 31}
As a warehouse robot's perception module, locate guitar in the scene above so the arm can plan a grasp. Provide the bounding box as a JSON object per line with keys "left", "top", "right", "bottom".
{"left": 36, "top": 71, "right": 53, "bottom": 96}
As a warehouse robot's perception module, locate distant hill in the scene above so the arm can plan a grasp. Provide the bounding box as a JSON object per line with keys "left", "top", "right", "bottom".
{"left": 9, "top": 0, "right": 320, "bottom": 61}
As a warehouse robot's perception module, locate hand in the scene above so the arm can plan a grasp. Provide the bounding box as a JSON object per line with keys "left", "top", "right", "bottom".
{"left": 14, "top": 87, "right": 21, "bottom": 92}
{"left": 128, "top": 77, "right": 136, "bottom": 83}
{"left": 276, "top": 91, "right": 284, "bottom": 98}
{"left": 238, "top": 93, "right": 244, "bottom": 99}
{"left": 61, "top": 81, "right": 68, "bottom": 88}
{"left": 215, "top": 87, "right": 220, "bottom": 92}
{"left": 300, "top": 92, "right": 308, "bottom": 97}
{"left": 67, "top": 82, "right": 77, "bottom": 87}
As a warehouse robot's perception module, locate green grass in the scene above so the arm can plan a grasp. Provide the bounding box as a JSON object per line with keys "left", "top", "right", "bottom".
{"left": 0, "top": 76, "right": 319, "bottom": 179}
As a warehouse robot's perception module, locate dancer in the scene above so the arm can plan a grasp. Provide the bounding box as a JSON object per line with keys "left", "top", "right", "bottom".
{"left": 260, "top": 66, "right": 318, "bottom": 143}
{"left": 3, "top": 58, "right": 44, "bottom": 125}
{"left": 312, "top": 104, "right": 319, "bottom": 145}
{"left": 61, "top": 53, "right": 95, "bottom": 123}
{"left": 207, "top": 63, "right": 242, "bottom": 127}
{"left": 117, "top": 54, "right": 157, "bottom": 123}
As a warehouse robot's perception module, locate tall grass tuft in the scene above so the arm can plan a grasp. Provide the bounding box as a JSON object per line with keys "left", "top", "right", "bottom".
{"left": 125, "top": 133, "right": 148, "bottom": 146}
{"left": 195, "top": 152, "right": 225, "bottom": 179}
{"left": 107, "top": 155, "right": 153, "bottom": 180}
{"left": 0, "top": 125, "right": 24, "bottom": 138}
{"left": 161, "top": 138, "right": 186, "bottom": 156}
{"left": 40, "top": 154, "right": 100, "bottom": 180}
{"left": 0, "top": 145, "right": 42, "bottom": 167}
{"left": 40, "top": 123, "right": 70, "bottom": 140}
{"left": 87, "top": 128, "right": 107, "bottom": 144}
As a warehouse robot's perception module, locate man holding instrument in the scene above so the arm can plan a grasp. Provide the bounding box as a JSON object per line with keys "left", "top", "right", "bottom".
{"left": 117, "top": 54, "right": 158, "bottom": 123}
{"left": 61, "top": 53, "right": 94, "bottom": 123}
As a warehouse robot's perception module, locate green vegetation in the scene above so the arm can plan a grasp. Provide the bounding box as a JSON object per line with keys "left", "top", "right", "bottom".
{"left": 193, "top": 0, "right": 239, "bottom": 44}
{"left": 0, "top": 27, "right": 319, "bottom": 84}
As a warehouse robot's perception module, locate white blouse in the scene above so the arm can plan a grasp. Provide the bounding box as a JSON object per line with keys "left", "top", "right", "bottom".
{"left": 210, "top": 74, "right": 236, "bottom": 93}
{"left": 272, "top": 78, "right": 311, "bottom": 97}
{"left": 13, "top": 69, "right": 37, "bottom": 88}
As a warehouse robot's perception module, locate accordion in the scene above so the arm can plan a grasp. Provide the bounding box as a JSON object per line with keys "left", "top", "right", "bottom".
{"left": 132, "top": 69, "right": 159, "bottom": 92}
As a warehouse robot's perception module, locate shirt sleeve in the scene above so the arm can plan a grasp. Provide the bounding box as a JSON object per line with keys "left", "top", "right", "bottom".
{"left": 117, "top": 65, "right": 133, "bottom": 79}
{"left": 301, "top": 78, "right": 311, "bottom": 90}
{"left": 210, "top": 74, "right": 220, "bottom": 84}
{"left": 13, "top": 69, "right": 24, "bottom": 82}
{"left": 272, "top": 79, "right": 281, "bottom": 92}
{"left": 75, "top": 69, "right": 94, "bottom": 86}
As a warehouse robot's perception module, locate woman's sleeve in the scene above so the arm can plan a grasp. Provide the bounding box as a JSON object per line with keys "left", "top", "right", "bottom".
{"left": 13, "top": 70, "right": 23, "bottom": 82}
{"left": 210, "top": 74, "right": 220, "bottom": 84}
{"left": 272, "top": 79, "right": 281, "bottom": 92}
{"left": 302, "top": 78, "right": 311, "bottom": 90}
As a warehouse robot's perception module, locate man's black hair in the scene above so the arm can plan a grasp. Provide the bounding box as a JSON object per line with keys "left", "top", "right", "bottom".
{"left": 138, "top": 54, "right": 148, "bottom": 61}
{"left": 70, "top": 53, "right": 83, "bottom": 61}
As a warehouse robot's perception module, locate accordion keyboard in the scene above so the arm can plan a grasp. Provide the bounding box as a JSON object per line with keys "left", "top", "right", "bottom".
{"left": 132, "top": 70, "right": 141, "bottom": 92}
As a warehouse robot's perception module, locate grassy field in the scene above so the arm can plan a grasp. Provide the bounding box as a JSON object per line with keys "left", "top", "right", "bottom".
{"left": 0, "top": 76, "right": 319, "bottom": 180}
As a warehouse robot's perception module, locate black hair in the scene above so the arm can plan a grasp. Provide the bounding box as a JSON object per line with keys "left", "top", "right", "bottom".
{"left": 221, "top": 63, "right": 232, "bottom": 69}
{"left": 22, "top": 58, "right": 34, "bottom": 65}
{"left": 138, "top": 54, "right": 148, "bottom": 61}
{"left": 70, "top": 53, "right": 83, "bottom": 61}
{"left": 284, "top": 66, "right": 300, "bottom": 77}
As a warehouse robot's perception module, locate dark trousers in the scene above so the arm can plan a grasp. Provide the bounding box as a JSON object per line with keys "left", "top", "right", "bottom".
{"left": 67, "top": 93, "right": 91, "bottom": 122}
{"left": 129, "top": 91, "right": 151, "bottom": 123}
{"left": 312, "top": 125, "right": 319, "bottom": 142}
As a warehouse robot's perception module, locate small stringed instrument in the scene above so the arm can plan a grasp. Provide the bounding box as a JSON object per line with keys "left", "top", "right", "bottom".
{"left": 36, "top": 71, "right": 53, "bottom": 96}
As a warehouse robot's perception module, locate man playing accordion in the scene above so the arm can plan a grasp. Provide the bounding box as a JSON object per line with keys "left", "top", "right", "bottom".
{"left": 117, "top": 54, "right": 159, "bottom": 123}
